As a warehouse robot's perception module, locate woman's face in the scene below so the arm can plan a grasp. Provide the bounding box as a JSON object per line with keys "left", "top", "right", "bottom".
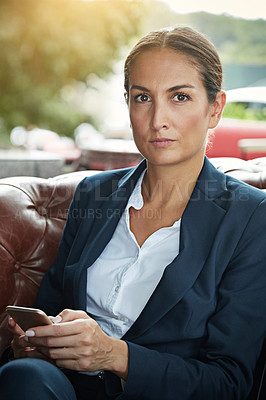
{"left": 127, "top": 48, "right": 224, "bottom": 168}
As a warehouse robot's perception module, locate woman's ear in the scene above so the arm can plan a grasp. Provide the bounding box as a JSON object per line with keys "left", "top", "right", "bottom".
{"left": 124, "top": 92, "right": 129, "bottom": 105}
{"left": 208, "top": 91, "right": 226, "bottom": 129}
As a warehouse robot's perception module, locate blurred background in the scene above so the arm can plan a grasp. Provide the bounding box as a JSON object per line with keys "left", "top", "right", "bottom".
{"left": 1, "top": 0, "right": 266, "bottom": 176}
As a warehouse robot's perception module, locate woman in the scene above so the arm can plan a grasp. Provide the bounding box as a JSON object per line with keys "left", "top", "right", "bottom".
{"left": 1, "top": 26, "right": 266, "bottom": 400}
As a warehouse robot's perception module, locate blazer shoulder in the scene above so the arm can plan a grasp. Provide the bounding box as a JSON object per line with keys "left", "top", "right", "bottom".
{"left": 75, "top": 159, "right": 146, "bottom": 197}
{"left": 70, "top": 164, "right": 142, "bottom": 211}
{"left": 203, "top": 159, "right": 266, "bottom": 215}
{"left": 78, "top": 167, "right": 132, "bottom": 192}
{"left": 216, "top": 174, "right": 266, "bottom": 228}
{"left": 225, "top": 173, "right": 266, "bottom": 204}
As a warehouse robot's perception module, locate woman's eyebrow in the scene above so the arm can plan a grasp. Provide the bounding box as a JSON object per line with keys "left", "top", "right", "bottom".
{"left": 130, "top": 85, "right": 150, "bottom": 92}
{"left": 130, "top": 84, "right": 195, "bottom": 92}
{"left": 167, "top": 84, "right": 195, "bottom": 93}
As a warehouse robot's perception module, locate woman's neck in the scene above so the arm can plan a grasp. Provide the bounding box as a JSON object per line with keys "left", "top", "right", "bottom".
{"left": 142, "top": 156, "right": 204, "bottom": 209}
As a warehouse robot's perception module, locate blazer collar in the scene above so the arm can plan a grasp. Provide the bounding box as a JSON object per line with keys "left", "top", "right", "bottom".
{"left": 82, "top": 159, "right": 146, "bottom": 258}
{"left": 194, "top": 156, "right": 227, "bottom": 200}
{"left": 118, "top": 156, "right": 227, "bottom": 199}
{"left": 81, "top": 159, "right": 146, "bottom": 260}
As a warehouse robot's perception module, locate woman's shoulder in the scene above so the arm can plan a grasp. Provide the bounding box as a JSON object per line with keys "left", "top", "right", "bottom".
{"left": 202, "top": 159, "right": 266, "bottom": 222}
{"left": 79, "top": 166, "right": 134, "bottom": 189}
{"left": 225, "top": 173, "right": 266, "bottom": 204}
{"left": 71, "top": 165, "right": 141, "bottom": 209}
{"left": 218, "top": 174, "right": 266, "bottom": 227}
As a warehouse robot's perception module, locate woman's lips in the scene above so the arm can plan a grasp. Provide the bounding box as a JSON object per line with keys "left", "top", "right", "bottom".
{"left": 149, "top": 138, "right": 175, "bottom": 148}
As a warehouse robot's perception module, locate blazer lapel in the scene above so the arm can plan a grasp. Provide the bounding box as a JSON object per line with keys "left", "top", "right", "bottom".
{"left": 71, "top": 161, "right": 147, "bottom": 309}
{"left": 124, "top": 157, "right": 228, "bottom": 341}
{"left": 78, "top": 160, "right": 147, "bottom": 268}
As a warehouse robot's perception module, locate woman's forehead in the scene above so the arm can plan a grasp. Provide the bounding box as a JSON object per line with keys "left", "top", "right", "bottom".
{"left": 129, "top": 49, "right": 202, "bottom": 89}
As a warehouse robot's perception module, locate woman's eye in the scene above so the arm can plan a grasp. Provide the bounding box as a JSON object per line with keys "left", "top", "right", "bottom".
{"left": 173, "top": 93, "right": 190, "bottom": 102}
{"left": 135, "top": 94, "right": 151, "bottom": 103}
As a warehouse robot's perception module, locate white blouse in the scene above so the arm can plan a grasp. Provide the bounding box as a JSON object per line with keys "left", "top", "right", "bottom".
{"left": 86, "top": 170, "right": 181, "bottom": 338}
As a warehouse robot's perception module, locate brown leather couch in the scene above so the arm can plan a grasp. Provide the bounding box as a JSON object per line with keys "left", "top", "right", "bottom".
{"left": 0, "top": 157, "right": 265, "bottom": 398}
{"left": 0, "top": 170, "right": 95, "bottom": 354}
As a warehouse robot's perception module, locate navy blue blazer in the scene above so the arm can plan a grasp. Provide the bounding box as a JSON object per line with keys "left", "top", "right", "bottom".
{"left": 36, "top": 157, "right": 266, "bottom": 400}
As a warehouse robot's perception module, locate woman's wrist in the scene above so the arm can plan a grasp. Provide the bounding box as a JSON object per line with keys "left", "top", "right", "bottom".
{"left": 107, "top": 338, "right": 129, "bottom": 380}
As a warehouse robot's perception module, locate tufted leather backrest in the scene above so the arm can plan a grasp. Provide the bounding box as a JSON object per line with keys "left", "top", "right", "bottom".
{"left": 0, "top": 171, "right": 95, "bottom": 354}
{"left": 210, "top": 157, "right": 266, "bottom": 190}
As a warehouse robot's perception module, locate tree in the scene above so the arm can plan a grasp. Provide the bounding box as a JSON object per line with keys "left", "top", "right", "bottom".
{"left": 0, "top": 0, "right": 144, "bottom": 142}
{"left": 142, "top": 2, "right": 266, "bottom": 65}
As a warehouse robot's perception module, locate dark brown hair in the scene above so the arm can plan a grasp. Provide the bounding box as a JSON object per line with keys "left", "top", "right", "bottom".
{"left": 124, "top": 26, "right": 223, "bottom": 103}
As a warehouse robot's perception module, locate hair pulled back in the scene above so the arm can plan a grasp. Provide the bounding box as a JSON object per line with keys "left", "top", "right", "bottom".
{"left": 124, "top": 26, "right": 223, "bottom": 103}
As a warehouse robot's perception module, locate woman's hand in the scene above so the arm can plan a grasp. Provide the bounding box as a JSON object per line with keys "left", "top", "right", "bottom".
{"left": 24, "top": 309, "right": 129, "bottom": 380}
{"left": 7, "top": 317, "right": 52, "bottom": 361}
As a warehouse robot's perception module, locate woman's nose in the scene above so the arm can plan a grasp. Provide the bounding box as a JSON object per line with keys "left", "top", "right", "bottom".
{"left": 151, "top": 102, "right": 169, "bottom": 131}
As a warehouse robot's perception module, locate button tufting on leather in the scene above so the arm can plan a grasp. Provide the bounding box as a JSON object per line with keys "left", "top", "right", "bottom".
{"left": 37, "top": 206, "right": 47, "bottom": 216}
{"left": 14, "top": 262, "right": 21, "bottom": 271}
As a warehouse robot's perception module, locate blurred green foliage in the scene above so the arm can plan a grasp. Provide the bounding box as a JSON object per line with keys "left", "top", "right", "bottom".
{"left": 223, "top": 103, "right": 266, "bottom": 121}
{"left": 179, "top": 12, "right": 266, "bottom": 65}
{"left": 144, "top": 3, "right": 266, "bottom": 65}
{"left": 0, "top": 0, "right": 143, "bottom": 143}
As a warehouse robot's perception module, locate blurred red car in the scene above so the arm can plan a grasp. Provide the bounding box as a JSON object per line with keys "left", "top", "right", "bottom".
{"left": 206, "top": 86, "right": 266, "bottom": 160}
{"left": 206, "top": 118, "right": 266, "bottom": 160}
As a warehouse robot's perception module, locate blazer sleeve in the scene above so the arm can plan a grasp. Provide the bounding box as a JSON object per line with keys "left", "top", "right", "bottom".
{"left": 117, "top": 198, "right": 266, "bottom": 400}
{"left": 35, "top": 179, "right": 85, "bottom": 316}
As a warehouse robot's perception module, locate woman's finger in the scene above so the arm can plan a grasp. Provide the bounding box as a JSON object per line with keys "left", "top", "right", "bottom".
{"left": 56, "top": 309, "right": 90, "bottom": 323}
{"left": 17, "top": 334, "right": 32, "bottom": 348}
{"left": 8, "top": 317, "right": 24, "bottom": 336}
{"left": 23, "top": 332, "right": 77, "bottom": 349}
{"left": 24, "top": 316, "right": 95, "bottom": 341}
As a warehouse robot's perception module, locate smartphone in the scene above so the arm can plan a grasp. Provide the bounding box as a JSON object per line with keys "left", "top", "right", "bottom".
{"left": 6, "top": 305, "right": 52, "bottom": 332}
